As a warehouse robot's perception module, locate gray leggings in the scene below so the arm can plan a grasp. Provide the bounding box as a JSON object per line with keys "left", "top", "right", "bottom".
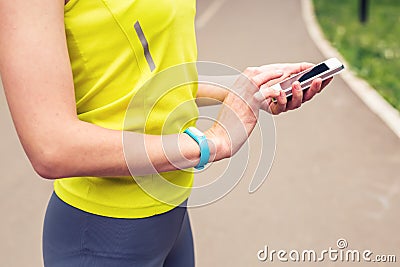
{"left": 43, "top": 192, "right": 194, "bottom": 267}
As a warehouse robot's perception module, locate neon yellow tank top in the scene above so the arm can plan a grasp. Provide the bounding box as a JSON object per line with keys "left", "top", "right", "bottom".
{"left": 54, "top": 0, "right": 198, "bottom": 218}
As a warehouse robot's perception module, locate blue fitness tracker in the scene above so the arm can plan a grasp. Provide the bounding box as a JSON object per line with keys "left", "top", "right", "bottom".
{"left": 184, "top": 127, "right": 210, "bottom": 170}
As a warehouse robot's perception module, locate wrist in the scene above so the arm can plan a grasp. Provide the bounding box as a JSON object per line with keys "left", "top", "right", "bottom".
{"left": 205, "top": 124, "right": 231, "bottom": 162}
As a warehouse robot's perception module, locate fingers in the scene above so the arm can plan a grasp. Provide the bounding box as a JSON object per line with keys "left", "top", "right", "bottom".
{"left": 303, "top": 78, "right": 322, "bottom": 102}
{"left": 258, "top": 86, "right": 285, "bottom": 114}
{"left": 255, "top": 86, "right": 281, "bottom": 103}
{"left": 302, "top": 77, "right": 332, "bottom": 102}
{"left": 269, "top": 90, "right": 287, "bottom": 115}
{"left": 247, "top": 63, "right": 334, "bottom": 115}
{"left": 286, "top": 81, "right": 303, "bottom": 110}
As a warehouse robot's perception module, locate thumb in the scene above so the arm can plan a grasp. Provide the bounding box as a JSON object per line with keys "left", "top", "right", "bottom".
{"left": 256, "top": 87, "right": 281, "bottom": 113}
{"left": 252, "top": 70, "right": 284, "bottom": 88}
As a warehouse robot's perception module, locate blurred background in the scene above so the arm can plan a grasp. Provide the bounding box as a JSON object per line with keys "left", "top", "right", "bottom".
{"left": 313, "top": 0, "right": 400, "bottom": 111}
{"left": 1, "top": 0, "right": 399, "bottom": 266}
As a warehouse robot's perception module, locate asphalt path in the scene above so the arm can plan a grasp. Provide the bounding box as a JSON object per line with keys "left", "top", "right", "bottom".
{"left": 191, "top": 0, "right": 400, "bottom": 266}
{"left": 1, "top": 0, "right": 399, "bottom": 266}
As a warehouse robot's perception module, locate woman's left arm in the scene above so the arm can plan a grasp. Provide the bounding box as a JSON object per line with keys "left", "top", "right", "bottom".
{"left": 196, "top": 83, "right": 228, "bottom": 106}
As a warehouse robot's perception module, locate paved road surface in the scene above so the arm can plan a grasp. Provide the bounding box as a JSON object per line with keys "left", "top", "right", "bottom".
{"left": 1, "top": 0, "right": 399, "bottom": 266}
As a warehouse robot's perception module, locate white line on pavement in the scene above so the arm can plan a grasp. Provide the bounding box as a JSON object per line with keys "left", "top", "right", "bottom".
{"left": 196, "top": 0, "right": 227, "bottom": 30}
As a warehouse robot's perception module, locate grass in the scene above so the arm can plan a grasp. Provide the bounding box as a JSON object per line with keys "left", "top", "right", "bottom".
{"left": 313, "top": 0, "right": 400, "bottom": 111}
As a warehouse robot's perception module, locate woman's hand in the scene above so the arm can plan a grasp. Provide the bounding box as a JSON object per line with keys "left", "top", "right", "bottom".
{"left": 256, "top": 62, "right": 333, "bottom": 115}
{"left": 205, "top": 62, "right": 333, "bottom": 162}
{"left": 205, "top": 67, "right": 284, "bottom": 161}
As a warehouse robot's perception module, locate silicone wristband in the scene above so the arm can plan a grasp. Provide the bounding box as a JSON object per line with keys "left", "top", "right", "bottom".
{"left": 183, "top": 127, "right": 210, "bottom": 170}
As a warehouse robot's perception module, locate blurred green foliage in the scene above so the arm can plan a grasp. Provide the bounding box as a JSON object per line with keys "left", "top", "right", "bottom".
{"left": 313, "top": 0, "right": 400, "bottom": 110}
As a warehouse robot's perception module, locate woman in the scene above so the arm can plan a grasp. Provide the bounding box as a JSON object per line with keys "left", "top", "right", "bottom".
{"left": 0, "top": 0, "right": 330, "bottom": 266}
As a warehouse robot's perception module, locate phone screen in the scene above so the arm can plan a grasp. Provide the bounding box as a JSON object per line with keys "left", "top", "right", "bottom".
{"left": 298, "top": 63, "right": 329, "bottom": 83}
{"left": 279, "top": 63, "right": 329, "bottom": 90}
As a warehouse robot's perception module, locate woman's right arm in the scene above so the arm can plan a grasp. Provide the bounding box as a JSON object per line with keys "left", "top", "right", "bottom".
{"left": 0, "top": 0, "right": 282, "bottom": 179}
